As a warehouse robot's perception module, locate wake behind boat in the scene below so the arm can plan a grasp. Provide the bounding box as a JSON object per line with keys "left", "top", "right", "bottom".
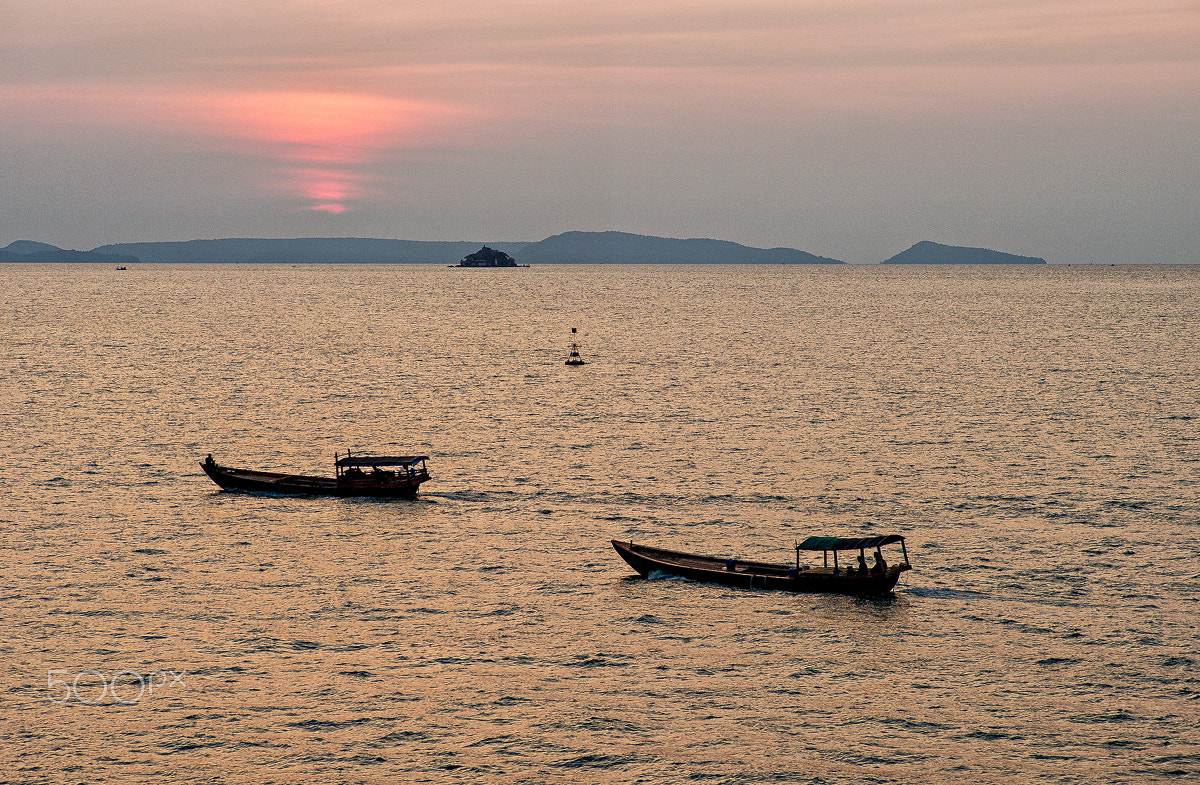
{"left": 611, "top": 535, "right": 911, "bottom": 596}
{"left": 201, "top": 452, "right": 430, "bottom": 498}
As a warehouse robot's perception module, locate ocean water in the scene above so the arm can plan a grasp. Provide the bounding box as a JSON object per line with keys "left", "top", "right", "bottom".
{"left": 1, "top": 262, "right": 1197, "bottom": 784}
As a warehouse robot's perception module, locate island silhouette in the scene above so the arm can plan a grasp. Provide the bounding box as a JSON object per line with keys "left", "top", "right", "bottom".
{"left": 882, "top": 240, "right": 1046, "bottom": 264}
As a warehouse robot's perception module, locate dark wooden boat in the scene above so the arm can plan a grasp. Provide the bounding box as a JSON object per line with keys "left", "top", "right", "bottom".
{"left": 200, "top": 452, "right": 430, "bottom": 498}
{"left": 611, "top": 535, "right": 911, "bottom": 596}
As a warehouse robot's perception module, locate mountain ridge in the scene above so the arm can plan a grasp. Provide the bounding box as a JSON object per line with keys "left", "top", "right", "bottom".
{"left": 90, "top": 238, "right": 525, "bottom": 265}
{"left": 0, "top": 241, "right": 139, "bottom": 265}
{"left": 3, "top": 235, "right": 1047, "bottom": 265}
{"left": 518, "top": 231, "right": 844, "bottom": 264}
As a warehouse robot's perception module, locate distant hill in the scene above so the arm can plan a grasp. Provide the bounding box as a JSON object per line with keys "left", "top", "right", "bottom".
{"left": 882, "top": 241, "right": 1046, "bottom": 265}
{"left": 92, "top": 238, "right": 529, "bottom": 264}
{"left": 517, "top": 231, "right": 843, "bottom": 264}
{"left": 5, "top": 240, "right": 63, "bottom": 254}
{"left": 1, "top": 241, "right": 139, "bottom": 265}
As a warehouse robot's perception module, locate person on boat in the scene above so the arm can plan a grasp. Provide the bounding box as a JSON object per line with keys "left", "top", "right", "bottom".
{"left": 205, "top": 454, "right": 215, "bottom": 467}
{"left": 856, "top": 553, "right": 868, "bottom": 574}
{"left": 872, "top": 551, "right": 888, "bottom": 574}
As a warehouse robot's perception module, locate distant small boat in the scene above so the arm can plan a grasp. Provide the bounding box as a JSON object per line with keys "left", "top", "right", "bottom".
{"left": 201, "top": 452, "right": 430, "bottom": 498}
{"left": 565, "top": 327, "right": 586, "bottom": 365}
{"left": 611, "top": 535, "right": 911, "bottom": 596}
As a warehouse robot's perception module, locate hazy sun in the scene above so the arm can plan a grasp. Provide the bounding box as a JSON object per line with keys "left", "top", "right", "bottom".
{"left": 196, "top": 91, "right": 460, "bottom": 213}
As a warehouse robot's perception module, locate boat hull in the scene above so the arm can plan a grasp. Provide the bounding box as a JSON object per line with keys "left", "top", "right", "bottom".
{"left": 201, "top": 461, "right": 427, "bottom": 498}
{"left": 611, "top": 540, "right": 908, "bottom": 596}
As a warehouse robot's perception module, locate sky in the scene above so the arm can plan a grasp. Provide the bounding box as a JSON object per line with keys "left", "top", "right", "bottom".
{"left": 1, "top": 0, "right": 1197, "bottom": 264}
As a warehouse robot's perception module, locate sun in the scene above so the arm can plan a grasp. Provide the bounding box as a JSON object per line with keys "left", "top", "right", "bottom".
{"left": 199, "top": 91, "right": 462, "bottom": 213}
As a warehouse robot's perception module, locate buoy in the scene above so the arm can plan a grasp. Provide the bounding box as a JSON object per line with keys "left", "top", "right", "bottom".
{"left": 565, "top": 327, "right": 586, "bottom": 365}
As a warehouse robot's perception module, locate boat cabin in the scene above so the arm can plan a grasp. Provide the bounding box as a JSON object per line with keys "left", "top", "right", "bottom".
{"left": 795, "top": 534, "right": 909, "bottom": 576}
{"left": 334, "top": 453, "right": 429, "bottom": 483}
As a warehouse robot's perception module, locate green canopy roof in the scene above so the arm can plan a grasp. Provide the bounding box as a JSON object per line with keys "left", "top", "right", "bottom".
{"left": 336, "top": 455, "right": 428, "bottom": 468}
{"left": 797, "top": 535, "right": 905, "bottom": 552}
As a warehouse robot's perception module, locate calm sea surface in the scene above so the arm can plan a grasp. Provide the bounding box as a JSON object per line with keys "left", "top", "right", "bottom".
{"left": 1, "top": 263, "right": 1198, "bottom": 784}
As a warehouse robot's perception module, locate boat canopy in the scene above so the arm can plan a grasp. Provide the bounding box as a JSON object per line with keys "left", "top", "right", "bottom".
{"left": 797, "top": 535, "right": 905, "bottom": 552}
{"left": 336, "top": 455, "right": 428, "bottom": 468}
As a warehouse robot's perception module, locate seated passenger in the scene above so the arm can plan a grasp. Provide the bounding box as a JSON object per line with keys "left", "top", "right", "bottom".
{"left": 872, "top": 552, "right": 888, "bottom": 574}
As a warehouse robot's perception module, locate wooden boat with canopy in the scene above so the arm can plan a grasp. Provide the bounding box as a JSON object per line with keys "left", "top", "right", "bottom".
{"left": 200, "top": 452, "right": 430, "bottom": 498}
{"left": 611, "top": 534, "right": 911, "bottom": 596}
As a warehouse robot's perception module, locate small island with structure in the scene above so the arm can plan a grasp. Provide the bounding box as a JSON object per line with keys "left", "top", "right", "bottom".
{"left": 452, "top": 246, "right": 528, "bottom": 267}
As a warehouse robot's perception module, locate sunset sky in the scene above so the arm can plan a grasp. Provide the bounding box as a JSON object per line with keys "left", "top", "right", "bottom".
{"left": 2, "top": 0, "right": 1196, "bottom": 263}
